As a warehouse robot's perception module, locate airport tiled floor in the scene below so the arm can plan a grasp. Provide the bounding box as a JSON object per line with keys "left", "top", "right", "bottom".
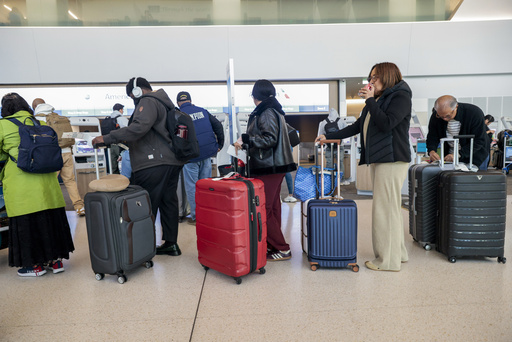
{"left": 0, "top": 196, "right": 511, "bottom": 341}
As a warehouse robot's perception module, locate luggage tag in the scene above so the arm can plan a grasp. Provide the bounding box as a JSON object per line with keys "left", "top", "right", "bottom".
{"left": 212, "top": 171, "right": 239, "bottom": 181}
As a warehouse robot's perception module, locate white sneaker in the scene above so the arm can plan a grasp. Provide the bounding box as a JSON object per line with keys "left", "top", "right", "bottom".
{"left": 341, "top": 181, "right": 351, "bottom": 186}
{"left": 284, "top": 196, "right": 297, "bottom": 203}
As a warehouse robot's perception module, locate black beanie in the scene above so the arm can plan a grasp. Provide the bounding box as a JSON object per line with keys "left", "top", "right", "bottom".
{"left": 251, "top": 79, "right": 276, "bottom": 101}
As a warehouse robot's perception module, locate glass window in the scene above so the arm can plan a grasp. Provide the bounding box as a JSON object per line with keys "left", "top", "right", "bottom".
{"left": 0, "top": 0, "right": 463, "bottom": 27}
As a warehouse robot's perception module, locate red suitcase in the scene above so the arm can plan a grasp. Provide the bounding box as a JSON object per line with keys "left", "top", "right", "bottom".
{"left": 195, "top": 175, "right": 267, "bottom": 284}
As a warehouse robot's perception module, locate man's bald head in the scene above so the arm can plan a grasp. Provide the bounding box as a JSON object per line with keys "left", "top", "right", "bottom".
{"left": 434, "top": 95, "right": 457, "bottom": 113}
{"left": 32, "top": 98, "right": 45, "bottom": 109}
{"left": 434, "top": 95, "right": 458, "bottom": 121}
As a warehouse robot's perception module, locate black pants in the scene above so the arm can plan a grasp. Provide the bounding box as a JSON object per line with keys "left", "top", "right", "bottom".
{"left": 133, "top": 165, "right": 183, "bottom": 244}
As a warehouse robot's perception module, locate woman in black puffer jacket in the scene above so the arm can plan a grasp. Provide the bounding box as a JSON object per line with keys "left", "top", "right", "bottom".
{"left": 316, "top": 62, "right": 412, "bottom": 272}
{"left": 234, "top": 80, "right": 297, "bottom": 261}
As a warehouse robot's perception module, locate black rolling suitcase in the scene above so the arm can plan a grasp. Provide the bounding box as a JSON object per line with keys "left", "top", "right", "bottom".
{"left": 436, "top": 136, "right": 507, "bottom": 264}
{"left": 408, "top": 163, "right": 442, "bottom": 250}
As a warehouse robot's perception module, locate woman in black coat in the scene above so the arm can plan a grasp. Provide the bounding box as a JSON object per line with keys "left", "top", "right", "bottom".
{"left": 316, "top": 62, "right": 412, "bottom": 272}
{"left": 234, "top": 80, "right": 297, "bottom": 261}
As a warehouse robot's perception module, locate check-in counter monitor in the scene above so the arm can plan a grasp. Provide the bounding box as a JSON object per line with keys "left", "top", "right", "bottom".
{"left": 69, "top": 117, "right": 106, "bottom": 198}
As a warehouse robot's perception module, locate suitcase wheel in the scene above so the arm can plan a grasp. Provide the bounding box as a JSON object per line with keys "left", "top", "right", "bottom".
{"left": 423, "top": 244, "right": 432, "bottom": 251}
{"left": 449, "top": 257, "right": 457, "bottom": 263}
{"left": 351, "top": 264, "right": 359, "bottom": 272}
{"left": 144, "top": 260, "right": 154, "bottom": 269}
{"left": 234, "top": 277, "right": 242, "bottom": 285}
{"left": 310, "top": 263, "right": 319, "bottom": 271}
{"left": 259, "top": 267, "right": 266, "bottom": 275}
{"left": 201, "top": 265, "right": 209, "bottom": 271}
{"left": 117, "top": 274, "right": 127, "bottom": 284}
{"left": 95, "top": 273, "right": 104, "bottom": 281}
{"left": 498, "top": 257, "right": 506, "bottom": 264}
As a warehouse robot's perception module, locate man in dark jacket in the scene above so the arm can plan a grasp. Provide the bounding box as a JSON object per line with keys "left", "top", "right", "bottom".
{"left": 92, "top": 77, "right": 184, "bottom": 256}
{"left": 176, "top": 91, "right": 224, "bottom": 225}
{"left": 427, "top": 95, "right": 488, "bottom": 169}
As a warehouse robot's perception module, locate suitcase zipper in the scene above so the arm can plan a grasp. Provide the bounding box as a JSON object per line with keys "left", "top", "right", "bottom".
{"left": 233, "top": 178, "right": 258, "bottom": 273}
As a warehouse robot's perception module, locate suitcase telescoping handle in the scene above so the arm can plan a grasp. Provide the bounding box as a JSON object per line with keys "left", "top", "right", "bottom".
{"left": 92, "top": 143, "right": 106, "bottom": 180}
{"left": 317, "top": 139, "right": 342, "bottom": 199}
{"left": 439, "top": 135, "right": 475, "bottom": 171}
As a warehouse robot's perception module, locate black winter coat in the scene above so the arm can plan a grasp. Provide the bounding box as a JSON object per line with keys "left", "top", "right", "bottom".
{"left": 243, "top": 97, "right": 297, "bottom": 175}
{"left": 426, "top": 102, "right": 488, "bottom": 167}
{"left": 326, "top": 80, "right": 412, "bottom": 165}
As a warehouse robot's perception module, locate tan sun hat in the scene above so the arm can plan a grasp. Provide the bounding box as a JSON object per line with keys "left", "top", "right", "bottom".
{"left": 89, "top": 174, "right": 130, "bottom": 192}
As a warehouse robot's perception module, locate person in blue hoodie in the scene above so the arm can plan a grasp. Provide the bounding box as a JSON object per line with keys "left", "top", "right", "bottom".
{"left": 316, "top": 62, "right": 412, "bottom": 272}
{"left": 176, "top": 91, "right": 224, "bottom": 225}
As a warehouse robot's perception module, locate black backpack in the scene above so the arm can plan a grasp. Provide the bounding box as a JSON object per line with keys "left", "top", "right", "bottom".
{"left": 324, "top": 117, "right": 340, "bottom": 135}
{"left": 7, "top": 117, "right": 63, "bottom": 173}
{"left": 100, "top": 116, "right": 120, "bottom": 135}
{"left": 142, "top": 96, "right": 200, "bottom": 162}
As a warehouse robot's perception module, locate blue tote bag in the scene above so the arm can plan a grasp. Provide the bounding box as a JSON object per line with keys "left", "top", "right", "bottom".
{"left": 293, "top": 166, "right": 340, "bottom": 201}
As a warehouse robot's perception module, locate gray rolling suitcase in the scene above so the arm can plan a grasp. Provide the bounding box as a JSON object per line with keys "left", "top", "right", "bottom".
{"left": 84, "top": 148, "right": 155, "bottom": 284}
{"left": 84, "top": 185, "right": 156, "bottom": 283}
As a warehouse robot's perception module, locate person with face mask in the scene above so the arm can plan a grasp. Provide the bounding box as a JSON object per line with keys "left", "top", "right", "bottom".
{"left": 316, "top": 62, "right": 412, "bottom": 272}
{"left": 92, "top": 77, "right": 184, "bottom": 257}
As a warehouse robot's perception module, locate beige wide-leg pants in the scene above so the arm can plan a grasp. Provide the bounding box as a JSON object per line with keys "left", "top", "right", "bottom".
{"left": 369, "top": 162, "right": 409, "bottom": 271}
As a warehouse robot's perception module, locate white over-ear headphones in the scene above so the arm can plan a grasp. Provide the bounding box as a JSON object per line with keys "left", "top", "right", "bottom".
{"left": 132, "top": 77, "right": 142, "bottom": 98}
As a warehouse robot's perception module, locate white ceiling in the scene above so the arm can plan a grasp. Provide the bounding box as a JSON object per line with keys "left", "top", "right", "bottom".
{"left": 451, "top": 0, "right": 512, "bottom": 21}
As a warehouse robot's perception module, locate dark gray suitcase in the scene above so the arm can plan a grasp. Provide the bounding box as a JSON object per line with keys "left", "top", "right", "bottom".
{"left": 408, "top": 163, "right": 442, "bottom": 250}
{"left": 84, "top": 185, "right": 156, "bottom": 283}
{"left": 437, "top": 171, "right": 507, "bottom": 263}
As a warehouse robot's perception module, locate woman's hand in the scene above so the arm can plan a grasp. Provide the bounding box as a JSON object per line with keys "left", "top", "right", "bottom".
{"left": 314, "top": 134, "right": 326, "bottom": 144}
{"left": 233, "top": 142, "right": 242, "bottom": 156}
{"left": 358, "top": 84, "right": 375, "bottom": 100}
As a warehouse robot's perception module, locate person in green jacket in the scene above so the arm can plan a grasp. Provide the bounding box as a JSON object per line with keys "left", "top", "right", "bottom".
{"left": 0, "top": 93, "right": 74, "bottom": 277}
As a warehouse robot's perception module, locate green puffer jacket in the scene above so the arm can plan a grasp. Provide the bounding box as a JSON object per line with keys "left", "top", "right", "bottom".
{"left": 0, "top": 111, "right": 65, "bottom": 217}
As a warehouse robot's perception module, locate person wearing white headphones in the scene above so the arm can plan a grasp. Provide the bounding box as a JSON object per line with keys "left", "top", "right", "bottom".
{"left": 92, "top": 77, "right": 185, "bottom": 256}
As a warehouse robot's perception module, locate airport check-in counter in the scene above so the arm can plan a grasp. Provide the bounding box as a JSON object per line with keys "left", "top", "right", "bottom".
{"left": 69, "top": 117, "right": 107, "bottom": 198}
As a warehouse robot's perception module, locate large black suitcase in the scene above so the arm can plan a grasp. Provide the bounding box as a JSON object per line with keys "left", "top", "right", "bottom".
{"left": 437, "top": 171, "right": 507, "bottom": 263}
{"left": 84, "top": 185, "right": 156, "bottom": 283}
{"left": 408, "top": 163, "right": 442, "bottom": 250}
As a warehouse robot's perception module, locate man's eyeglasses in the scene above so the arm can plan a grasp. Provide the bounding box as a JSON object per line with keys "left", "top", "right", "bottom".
{"left": 367, "top": 75, "right": 379, "bottom": 82}
{"left": 435, "top": 108, "right": 456, "bottom": 120}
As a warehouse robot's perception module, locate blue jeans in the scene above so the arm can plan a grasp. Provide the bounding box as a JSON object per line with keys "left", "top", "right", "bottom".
{"left": 284, "top": 172, "right": 293, "bottom": 194}
{"left": 120, "top": 149, "right": 132, "bottom": 179}
{"left": 479, "top": 155, "right": 490, "bottom": 170}
{"left": 183, "top": 158, "right": 212, "bottom": 220}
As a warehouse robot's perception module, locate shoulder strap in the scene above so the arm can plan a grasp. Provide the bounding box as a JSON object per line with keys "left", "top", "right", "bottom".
{"left": 7, "top": 116, "right": 40, "bottom": 127}
{"left": 7, "top": 118, "right": 22, "bottom": 127}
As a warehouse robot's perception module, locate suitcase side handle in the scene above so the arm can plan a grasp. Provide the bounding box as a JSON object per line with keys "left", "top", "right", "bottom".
{"left": 257, "top": 212, "right": 262, "bottom": 242}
